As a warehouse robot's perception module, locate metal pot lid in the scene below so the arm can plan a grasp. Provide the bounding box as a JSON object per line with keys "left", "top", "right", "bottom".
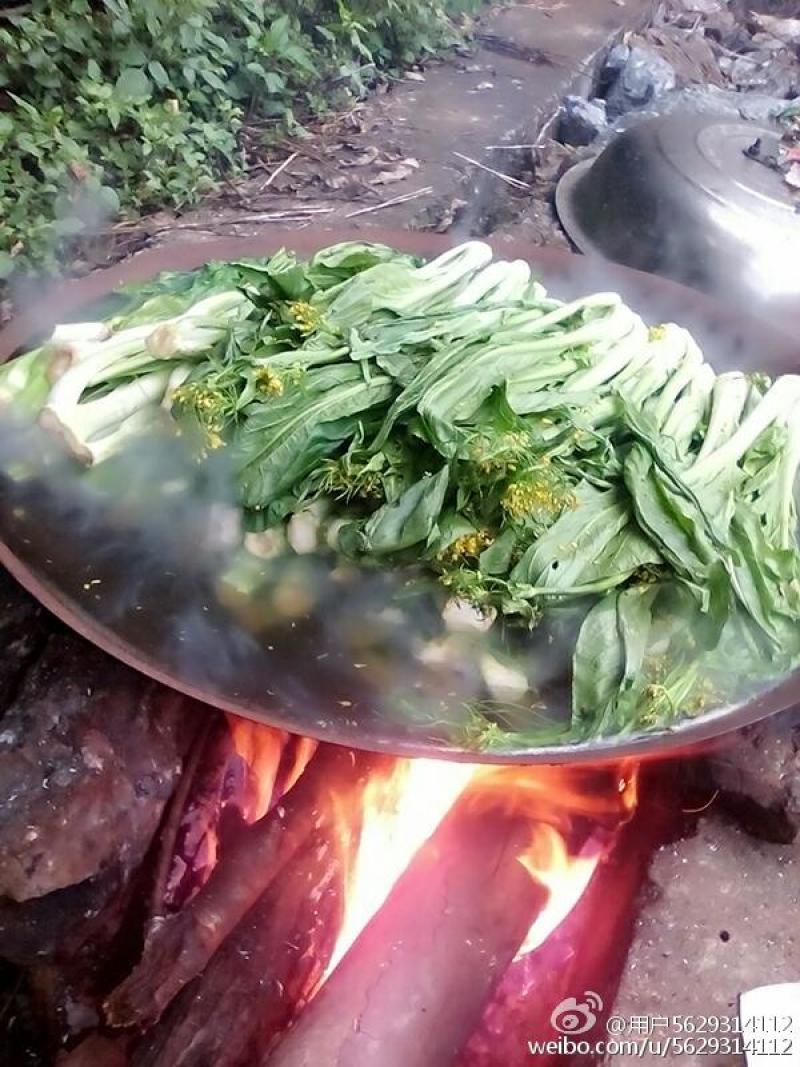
{"left": 671, "top": 119, "right": 797, "bottom": 217}
{"left": 556, "top": 114, "right": 800, "bottom": 323}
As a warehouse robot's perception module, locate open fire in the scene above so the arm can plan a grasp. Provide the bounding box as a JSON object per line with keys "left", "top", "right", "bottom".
{"left": 78, "top": 714, "right": 657, "bottom": 1067}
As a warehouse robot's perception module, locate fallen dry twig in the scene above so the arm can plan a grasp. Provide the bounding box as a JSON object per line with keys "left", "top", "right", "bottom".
{"left": 345, "top": 186, "right": 434, "bottom": 218}
{"left": 453, "top": 152, "right": 530, "bottom": 191}
{"left": 257, "top": 151, "right": 299, "bottom": 193}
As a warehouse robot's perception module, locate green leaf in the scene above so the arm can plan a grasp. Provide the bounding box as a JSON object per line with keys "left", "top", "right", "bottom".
{"left": 0, "top": 252, "right": 16, "bottom": 280}
{"left": 616, "top": 584, "right": 659, "bottom": 689}
{"left": 199, "top": 68, "right": 227, "bottom": 91}
{"left": 236, "top": 366, "right": 393, "bottom": 510}
{"left": 479, "top": 527, "right": 516, "bottom": 576}
{"left": 361, "top": 466, "right": 450, "bottom": 555}
{"left": 511, "top": 484, "right": 630, "bottom": 590}
{"left": 262, "top": 71, "right": 285, "bottom": 94}
{"left": 114, "top": 67, "right": 152, "bottom": 103}
{"left": 623, "top": 444, "right": 715, "bottom": 579}
{"left": 119, "top": 43, "right": 148, "bottom": 67}
{"left": 426, "top": 510, "right": 476, "bottom": 558}
{"left": 98, "top": 185, "right": 121, "bottom": 215}
{"left": 572, "top": 593, "right": 623, "bottom": 728}
{"left": 148, "top": 60, "right": 170, "bottom": 87}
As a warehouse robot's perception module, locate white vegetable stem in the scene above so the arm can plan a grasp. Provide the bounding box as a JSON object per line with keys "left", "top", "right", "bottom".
{"left": 694, "top": 372, "right": 750, "bottom": 462}
{"left": 647, "top": 332, "right": 701, "bottom": 427}
{"left": 162, "top": 364, "right": 193, "bottom": 409}
{"left": 145, "top": 291, "right": 249, "bottom": 357}
{"left": 777, "top": 417, "right": 800, "bottom": 548}
{"left": 661, "top": 363, "right": 715, "bottom": 454}
{"left": 688, "top": 375, "right": 800, "bottom": 484}
{"left": 567, "top": 318, "right": 648, "bottom": 392}
{"left": 452, "top": 260, "right": 531, "bottom": 308}
{"left": 44, "top": 325, "right": 162, "bottom": 411}
{"left": 41, "top": 291, "right": 249, "bottom": 444}
{"left": 87, "top": 408, "right": 159, "bottom": 467}
{"left": 44, "top": 369, "right": 172, "bottom": 462}
{"left": 625, "top": 326, "right": 693, "bottom": 407}
{"left": 50, "top": 322, "right": 111, "bottom": 344}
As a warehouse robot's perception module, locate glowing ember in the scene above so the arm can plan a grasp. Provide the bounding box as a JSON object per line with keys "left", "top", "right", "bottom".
{"left": 325, "top": 758, "right": 476, "bottom": 978}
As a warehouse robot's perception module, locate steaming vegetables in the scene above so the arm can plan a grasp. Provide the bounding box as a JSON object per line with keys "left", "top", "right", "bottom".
{"left": 3, "top": 240, "right": 800, "bottom": 748}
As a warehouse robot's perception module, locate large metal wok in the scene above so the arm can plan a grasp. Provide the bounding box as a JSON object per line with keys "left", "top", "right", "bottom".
{"left": 1, "top": 230, "right": 798, "bottom": 764}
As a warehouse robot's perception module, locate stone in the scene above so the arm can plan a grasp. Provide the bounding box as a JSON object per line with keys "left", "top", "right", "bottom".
{"left": 726, "top": 50, "right": 800, "bottom": 98}
{"left": 609, "top": 815, "right": 800, "bottom": 1067}
{"left": 605, "top": 45, "right": 678, "bottom": 118}
{"left": 0, "top": 634, "right": 191, "bottom": 902}
{"left": 751, "top": 13, "right": 800, "bottom": 46}
{"left": 680, "top": 0, "right": 722, "bottom": 13}
{"left": 558, "top": 95, "right": 608, "bottom": 146}
{"left": 707, "top": 710, "right": 800, "bottom": 843}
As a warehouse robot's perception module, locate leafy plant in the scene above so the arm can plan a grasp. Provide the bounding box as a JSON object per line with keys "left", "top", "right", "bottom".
{"left": 0, "top": 0, "right": 482, "bottom": 280}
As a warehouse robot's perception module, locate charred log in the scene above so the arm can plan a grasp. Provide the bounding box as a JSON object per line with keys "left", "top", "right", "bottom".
{"left": 57, "top": 1033, "right": 131, "bottom": 1067}
{"left": 263, "top": 806, "right": 545, "bottom": 1067}
{"left": 0, "top": 633, "right": 195, "bottom": 904}
{"left": 152, "top": 717, "right": 225, "bottom": 917}
{"left": 459, "top": 770, "right": 682, "bottom": 1067}
{"left": 106, "top": 744, "right": 384, "bottom": 1029}
{"left": 132, "top": 829, "right": 344, "bottom": 1067}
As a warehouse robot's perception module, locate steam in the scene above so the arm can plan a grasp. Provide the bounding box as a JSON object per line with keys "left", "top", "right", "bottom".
{"left": 0, "top": 405, "right": 574, "bottom": 754}
{"left": 5, "top": 172, "right": 122, "bottom": 320}
{"left": 0, "top": 412, "right": 261, "bottom": 692}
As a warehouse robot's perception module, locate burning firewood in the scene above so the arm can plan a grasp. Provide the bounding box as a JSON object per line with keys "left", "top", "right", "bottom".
{"left": 106, "top": 744, "right": 384, "bottom": 1029}
{"left": 459, "top": 771, "right": 680, "bottom": 1067}
{"left": 131, "top": 829, "right": 344, "bottom": 1067}
{"left": 262, "top": 805, "right": 546, "bottom": 1067}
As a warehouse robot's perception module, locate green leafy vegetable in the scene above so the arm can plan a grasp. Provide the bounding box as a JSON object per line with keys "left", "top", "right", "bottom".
{"left": 5, "top": 239, "right": 800, "bottom": 751}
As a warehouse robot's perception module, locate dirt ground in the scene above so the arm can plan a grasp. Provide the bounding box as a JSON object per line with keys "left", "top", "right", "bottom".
{"left": 67, "top": 0, "right": 657, "bottom": 279}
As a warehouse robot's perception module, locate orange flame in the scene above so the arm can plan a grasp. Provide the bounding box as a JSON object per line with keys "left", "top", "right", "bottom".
{"left": 227, "top": 719, "right": 287, "bottom": 823}
{"left": 223, "top": 714, "right": 640, "bottom": 982}
{"left": 321, "top": 758, "right": 639, "bottom": 981}
{"left": 515, "top": 827, "right": 602, "bottom": 958}
{"left": 226, "top": 719, "right": 318, "bottom": 823}
{"left": 324, "top": 758, "right": 475, "bottom": 979}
